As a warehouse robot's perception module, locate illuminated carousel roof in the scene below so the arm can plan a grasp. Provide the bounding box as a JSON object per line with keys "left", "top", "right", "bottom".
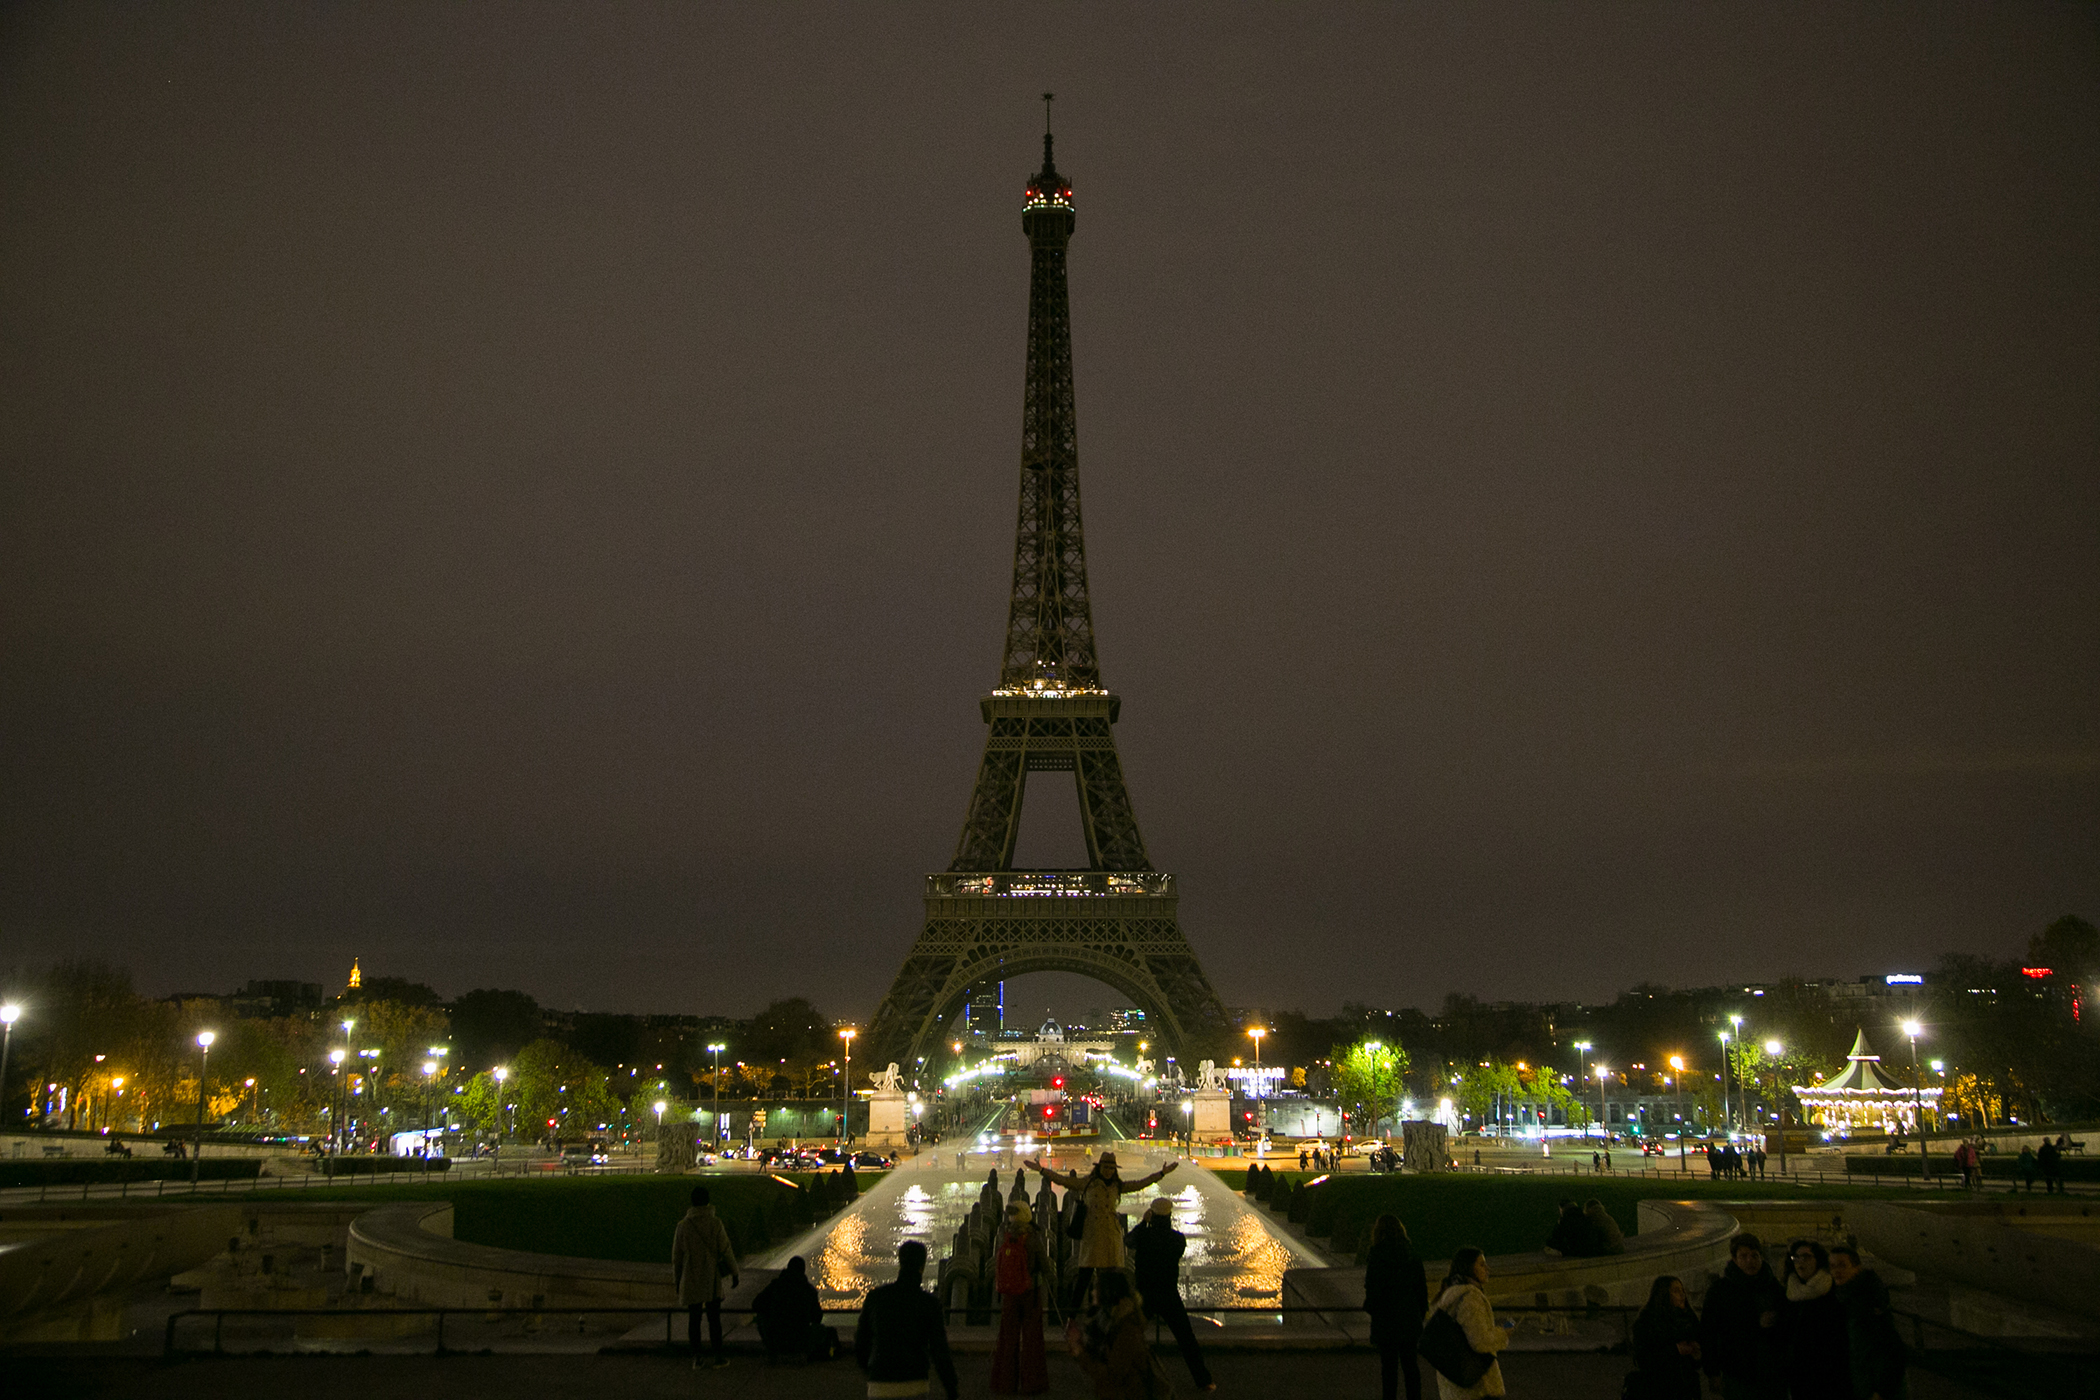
{"left": 1794, "top": 1028, "right": 1936, "bottom": 1101}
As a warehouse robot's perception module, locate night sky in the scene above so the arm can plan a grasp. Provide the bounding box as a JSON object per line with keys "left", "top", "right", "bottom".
{"left": 4, "top": 7, "right": 2095, "bottom": 1022}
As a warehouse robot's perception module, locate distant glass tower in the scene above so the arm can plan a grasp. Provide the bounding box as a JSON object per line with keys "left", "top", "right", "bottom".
{"left": 866, "top": 117, "right": 1229, "bottom": 1066}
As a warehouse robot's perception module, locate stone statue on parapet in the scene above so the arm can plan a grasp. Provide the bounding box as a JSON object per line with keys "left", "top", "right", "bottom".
{"left": 1198, "top": 1058, "right": 1228, "bottom": 1093}
{"left": 869, "top": 1062, "right": 903, "bottom": 1094}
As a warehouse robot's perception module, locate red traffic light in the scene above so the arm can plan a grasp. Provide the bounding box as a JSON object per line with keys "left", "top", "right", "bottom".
{"left": 1044, "top": 1106, "right": 1055, "bottom": 1118}
{"left": 1051, "top": 1076, "right": 1064, "bottom": 1089}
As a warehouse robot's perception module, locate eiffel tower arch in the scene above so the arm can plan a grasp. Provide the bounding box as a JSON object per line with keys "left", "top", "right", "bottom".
{"left": 865, "top": 120, "right": 1231, "bottom": 1068}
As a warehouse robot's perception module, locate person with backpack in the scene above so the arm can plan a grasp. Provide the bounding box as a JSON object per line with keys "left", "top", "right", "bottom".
{"left": 1075, "top": 1269, "right": 1167, "bottom": 1400}
{"left": 991, "top": 1201, "right": 1052, "bottom": 1395}
{"left": 1422, "top": 1247, "right": 1506, "bottom": 1398}
{"left": 1363, "top": 1213, "right": 1430, "bottom": 1400}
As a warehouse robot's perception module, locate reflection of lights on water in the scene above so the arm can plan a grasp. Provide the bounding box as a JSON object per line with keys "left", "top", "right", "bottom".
{"left": 810, "top": 1211, "right": 869, "bottom": 1298}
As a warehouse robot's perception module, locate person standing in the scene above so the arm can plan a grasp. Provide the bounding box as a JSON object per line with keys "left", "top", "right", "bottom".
{"left": 1633, "top": 1275, "right": 1703, "bottom": 1400}
{"left": 672, "top": 1185, "right": 740, "bottom": 1370}
{"left": 1701, "top": 1232, "right": 1787, "bottom": 1399}
{"left": 1781, "top": 1239, "right": 1849, "bottom": 1400}
{"left": 2016, "top": 1145, "right": 2038, "bottom": 1193}
{"left": 1027, "top": 1150, "right": 1177, "bottom": 1307}
{"left": 1129, "top": 1196, "right": 1214, "bottom": 1392}
{"left": 2037, "top": 1136, "right": 2064, "bottom": 1194}
{"left": 1828, "top": 1246, "right": 1907, "bottom": 1400}
{"left": 1363, "top": 1212, "right": 1429, "bottom": 1400}
{"left": 855, "top": 1241, "right": 959, "bottom": 1400}
{"left": 1427, "top": 1247, "right": 1506, "bottom": 1400}
{"left": 991, "top": 1201, "right": 1052, "bottom": 1396}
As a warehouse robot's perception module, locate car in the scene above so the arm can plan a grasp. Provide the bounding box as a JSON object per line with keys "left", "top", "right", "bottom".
{"left": 558, "top": 1143, "right": 610, "bottom": 1167}
{"left": 849, "top": 1151, "right": 894, "bottom": 1169}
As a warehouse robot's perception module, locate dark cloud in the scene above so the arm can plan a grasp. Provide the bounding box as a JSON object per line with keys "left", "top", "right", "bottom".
{"left": 2, "top": 6, "right": 2094, "bottom": 1018}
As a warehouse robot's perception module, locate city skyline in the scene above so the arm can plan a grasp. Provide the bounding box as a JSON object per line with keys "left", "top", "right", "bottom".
{"left": 4, "top": 9, "right": 2095, "bottom": 1018}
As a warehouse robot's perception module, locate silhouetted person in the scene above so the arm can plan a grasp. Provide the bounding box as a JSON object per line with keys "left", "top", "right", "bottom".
{"left": 753, "top": 1255, "right": 828, "bottom": 1362}
{"left": 673, "top": 1185, "right": 740, "bottom": 1369}
{"left": 1363, "top": 1212, "right": 1429, "bottom": 1400}
{"left": 1701, "top": 1232, "right": 1785, "bottom": 1399}
{"left": 855, "top": 1241, "right": 958, "bottom": 1400}
{"left": 1128, "top": 1196, "right": 1213, "bottom": 1391}
{"left": 991, "top": 1201, "right": 1051, "bottom": 1395}
{"left": 1634, "top": 1274, "right": 1702, "bottom": 1400}
{"left": 1829, "top": 1245, "right": 1907, "bottom": 1400}
{"left": 1583, "top": 1199, "right": 1626, "bottom": 1255}
{"left": 1781, "top": 1238, "right": 1849, "bottom": 1400}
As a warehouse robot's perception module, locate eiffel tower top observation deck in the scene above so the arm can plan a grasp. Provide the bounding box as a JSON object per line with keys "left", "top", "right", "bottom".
{"left": 864, "top": 119, "right": 1228, "bottom": 1067}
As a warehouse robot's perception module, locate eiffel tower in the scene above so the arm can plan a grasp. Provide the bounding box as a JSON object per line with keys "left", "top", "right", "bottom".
{"left": 865, "top": 118, "right": 1231, "bottom": 1069}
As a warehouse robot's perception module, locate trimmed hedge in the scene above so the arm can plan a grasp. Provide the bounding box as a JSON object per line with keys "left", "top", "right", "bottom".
{"left": 1844, "top": 1152, "right": 2098, "bottom": 1183}
{"left": 1274, "top": 1173, "right": 1971, "bottom": 1264}
{"left": 319, "top": 1155, "right": 451, "bottom": 1177}
{"left": 0, "top": 1157, "right": 262, "bottom": 1190}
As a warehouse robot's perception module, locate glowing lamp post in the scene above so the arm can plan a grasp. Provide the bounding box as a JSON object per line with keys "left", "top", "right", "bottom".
{"left": 1901, "top": 1019, "right": 1929, "bottom": 1179}
{"left": 0, "top": 1004, "right": 20, "bottom": 1128}
{"left": 653, "top": 1099, "right": 667, "bottom": 1163}
{"left": 1247, "top": 1027, "right": 1268, "bottom": 1143}
{"left": 707, "top": 1042, "right": 727, "bottom": 1148}
{"left": 1668, "top": 1056, "right": 1687, "bottom": 1169}
{"left": 837, "top": 1029, "right": 856, "bottom": 1145}
{"left": 1717, "top": 1029, "right": 1734, "bottom": 1138}
{"left": 1573, "top": 1042, "right": 1592, "bottom": 1140}
{"left": 191, "top": 1031, "right": 216, "bottom": 1183}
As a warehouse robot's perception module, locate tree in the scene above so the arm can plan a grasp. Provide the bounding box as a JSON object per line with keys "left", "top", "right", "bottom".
{"left": 2029, "top": 915, "right": 2099, "bottom": 981}
{"left": 1332, "top": 1038, "right": 1409, "bottom": 1131}
{"left": 449, "top": 989, "right": 544, "bottom": 1072}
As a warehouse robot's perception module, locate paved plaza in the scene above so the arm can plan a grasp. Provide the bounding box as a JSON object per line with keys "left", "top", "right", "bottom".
{"left": 17, "top": 1347, "right": 2006, "bottom": 1400}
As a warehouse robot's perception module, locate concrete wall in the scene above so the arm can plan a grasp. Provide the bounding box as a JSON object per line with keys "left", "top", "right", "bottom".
{"left": 0, "top": 1203, "right": 242, "bottom": 1341}
{"left": 1283, "top": 1198, "right": 1740, "bottom": 1329}
{"left": 1852, "top": 1200, "right": 2100, "bottom": 1320}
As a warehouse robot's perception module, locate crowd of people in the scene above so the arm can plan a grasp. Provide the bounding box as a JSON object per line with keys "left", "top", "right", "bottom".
{"left": 670, "top": 1172, "right": 1914, "bottom": 1400}
{"left": 1704, "top": 1141, "right": 1770, "bottom": 1179}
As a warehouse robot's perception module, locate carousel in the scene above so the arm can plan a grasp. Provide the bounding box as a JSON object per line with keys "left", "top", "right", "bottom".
{"left": 1792, "top": 1027, "right": 1939, "bottom": 1137}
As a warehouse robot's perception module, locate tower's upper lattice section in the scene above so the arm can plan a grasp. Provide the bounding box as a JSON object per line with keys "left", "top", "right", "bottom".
{"left": 997, "top": 132, "right": 1102, "bottom": 698}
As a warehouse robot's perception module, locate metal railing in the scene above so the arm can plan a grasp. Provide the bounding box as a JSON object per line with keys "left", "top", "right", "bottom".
{"left": 162, "top": 1301, "right": 1638, "bottom": 1358}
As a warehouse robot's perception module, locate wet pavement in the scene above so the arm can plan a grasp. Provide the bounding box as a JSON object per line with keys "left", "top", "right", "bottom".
{"left": 756, "top": 1120, "right": 1324, "bottom": 1312}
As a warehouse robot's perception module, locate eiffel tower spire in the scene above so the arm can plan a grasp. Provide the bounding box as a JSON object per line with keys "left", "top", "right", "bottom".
{"left": 1002, "top": 113, "right": 1099, "bottom": 694}
{"left": 864, "top": 125, "right": 1229, "bottom": 1071}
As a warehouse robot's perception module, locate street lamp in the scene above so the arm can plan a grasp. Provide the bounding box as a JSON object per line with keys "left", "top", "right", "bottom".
{"left": 1573, "top": 1042, "right": 1592, "bottom": 1140}
{"left": 1246, "top": 1028, "right": 1267, "bottom": 1141}
{"left": 1667, "top": 1056, "right": 1687, "bottom": 1169}
{"left": 1727, "top": 1015, "right": 1744, "bottom": 1135}
{"left": 421, "top": 1061, "right": 439, "bottom": 1152}
{"left": 1901, "top": 1019, "right": 1930, "bottom": 1180}
{"left": 0, "top": 1004, "right": 20, "bottom": 1127}
{"left": 493, "top": 1065, "right": 510, "bottom": 1165}
{"left": 653, "top": 1099, "right": 667, "bottom": 1162}
{"left": 1763, "top": 1039, "right": 1789, "bottom": 1177}
{"left": 1595, "top": 1066, "right": 1611, "bottom": 1147}
{"left": 707, "top": 1042, "right": 727, "bottom": 1147}
{"left": 837, "top": 1029, "right": 856, "bottom": 1145}
{"left": 192, "top": 1031, "right": 216, "bottom": 1183}
{"left": 1717, "top": 1030, "right": 1734, "bottom": 1139}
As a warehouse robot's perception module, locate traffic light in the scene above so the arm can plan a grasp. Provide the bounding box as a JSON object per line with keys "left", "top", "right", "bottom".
{"left": 1052, "top": 1076, "right": 1064, "bottom": 1090}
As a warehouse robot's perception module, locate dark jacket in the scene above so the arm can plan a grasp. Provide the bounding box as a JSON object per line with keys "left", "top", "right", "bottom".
{"left": 854, "top": 1277, "right": 959, "bottom": 1396}
{"left": 753, "top": 1268, "right": 823, "bottom": 1349}
{"left": 1836, "top": 1269, "right": 1907, "bottom": 1400}
{"left": 1362, "top": 1238, "right": 1429, "bottom": 1344}
{"left": 1633, "top": 1301, "right": 1703, "bottom": 1400}
{"left": 1545, "top": 1204, "right": 1603, "bottom": 1258}
{"left": 1701, "top": 1260, "right": 1787, "bottom": 1385}
{"left": 1125, "top": 1216, "right": 1188, "bottom": 1302}
{"left": 1782, "top": 1273, "right": 1850, "bottom": 1400}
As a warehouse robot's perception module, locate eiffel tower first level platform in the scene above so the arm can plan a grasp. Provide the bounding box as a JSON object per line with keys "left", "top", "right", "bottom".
{"left": 864, "top": 118, "right": 1230, "bottom": 1068}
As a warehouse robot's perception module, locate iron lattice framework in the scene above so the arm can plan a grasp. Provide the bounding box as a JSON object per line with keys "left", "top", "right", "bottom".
{"left": 865, "top": 132, "right": 1231, "bottom": 1068}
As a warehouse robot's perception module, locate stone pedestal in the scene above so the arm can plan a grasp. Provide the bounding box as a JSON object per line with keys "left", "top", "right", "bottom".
{"left": 1402, "top": 1120, "right": 1450, "bottom": 1172}
{"left": 1191, "top": 1089, "right": 1233, "bottom": 1139}
{"left": 864, "top": 1091, "right": 910, "bottom": 1150}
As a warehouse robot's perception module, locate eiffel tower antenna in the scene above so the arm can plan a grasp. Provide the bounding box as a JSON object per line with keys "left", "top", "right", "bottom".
{"left": 865, "top": 130, "right": 1230, "bottom": 1071}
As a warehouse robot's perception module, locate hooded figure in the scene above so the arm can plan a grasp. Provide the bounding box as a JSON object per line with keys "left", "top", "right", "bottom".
{"left": 753, "top": 1255, "right": 828, "bottom": 1362}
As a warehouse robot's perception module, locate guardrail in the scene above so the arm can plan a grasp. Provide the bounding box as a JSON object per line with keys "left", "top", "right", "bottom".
{"left": 162, "top": 1302, "right": 1638, "bottom": 1358}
